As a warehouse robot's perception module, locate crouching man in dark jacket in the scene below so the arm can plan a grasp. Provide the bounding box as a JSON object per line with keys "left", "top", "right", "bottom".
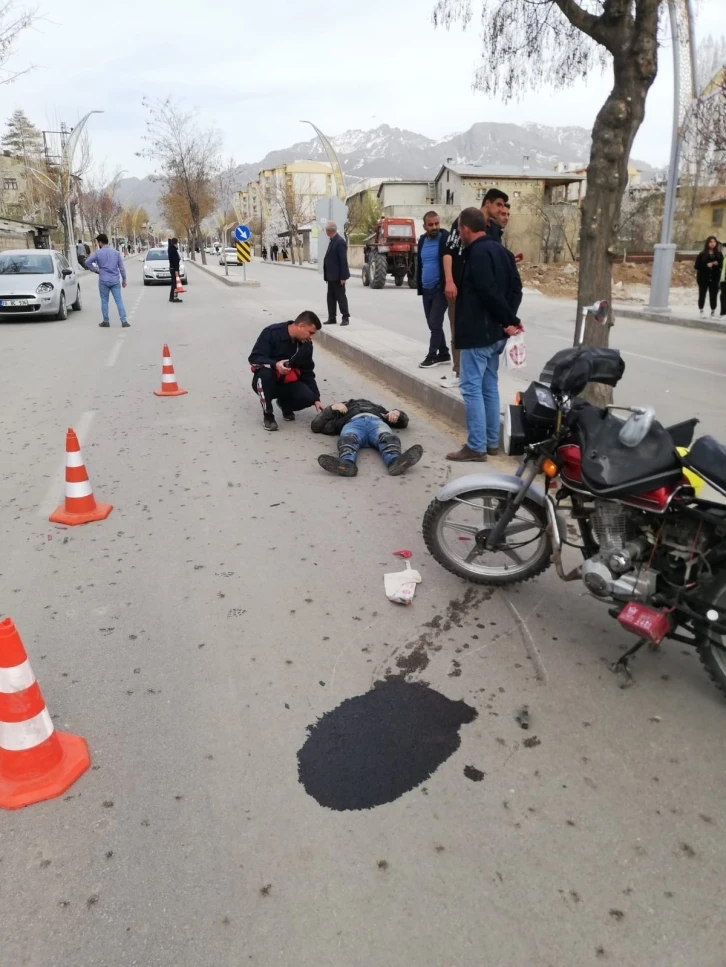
{"left": 249, "top": 311, "right": 324, "bottom": 431}
{"left": 311, "top": 398, "right": 423, "bottom": 477}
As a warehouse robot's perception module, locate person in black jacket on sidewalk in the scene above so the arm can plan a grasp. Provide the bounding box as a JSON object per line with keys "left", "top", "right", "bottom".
{"left": 248, "top": 312, "right": 324, "bottom": 431}
{"left": 694, "top": 236, "right": 723, "bottom": 316}
{"left": 447, "top": 207, "right": 523, "bottom": 463}
{"left": 323, "top": 221, "right": 351, "bottom": 326}
{"left": 417, "top": 211, "right": 451, "bottom": 368}
{"left": 311, "top": 398, "right": 423, "bottom": 477}
{"left": 168, "top": 238, "right": 182, "bottom": 303}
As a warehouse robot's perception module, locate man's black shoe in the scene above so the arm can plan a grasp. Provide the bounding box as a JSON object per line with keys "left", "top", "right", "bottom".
{"left": 323, "top": 319, "right": 337, "bottom": 325}
{"left": 282, "top": 410, "right": 295, "bottom": 421}
{"left": 388, "top": 445, "right": 424, "bottom": 476}
{"left": 263, "top": 414, "right": 279, "bottom": 431}
{"left": 340, "top": 319, "right": 349, "bottom": 326}
{"left": 171, "top": 297, "right": 183, "bottom": 303}
{"left": 318, "top": 454, "right": 358, "bottom": 477}
{"left": 437, "top": 351, "right": 451, "bottom": 363}
{"left": 419, "top": 355, "right": 442, "bottom": 368}
{"left": 98, "top": 321, "right": 110, "bottom": 327}
{"left": 122, "top": 322, "right": 131, "bottom": 328}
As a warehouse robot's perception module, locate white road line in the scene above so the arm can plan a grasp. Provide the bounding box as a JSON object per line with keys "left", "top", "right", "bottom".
{"left": 38, "top": 409, "right": 96, "bottom": 518}
{"left": 105, "top": 339, "right": 124, "bottom": 368}
{"left": 543, "top": 333, "right": 726, "bottom": 379}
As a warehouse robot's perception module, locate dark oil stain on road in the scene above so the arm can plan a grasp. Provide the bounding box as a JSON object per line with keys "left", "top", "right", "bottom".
{"left": 297, "top": 680, "right": 477, "bottom": 810}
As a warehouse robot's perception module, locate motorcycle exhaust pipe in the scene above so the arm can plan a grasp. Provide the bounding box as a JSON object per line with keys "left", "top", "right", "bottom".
{"left": 544, "top": 495, "right": 581, "bottom": 583}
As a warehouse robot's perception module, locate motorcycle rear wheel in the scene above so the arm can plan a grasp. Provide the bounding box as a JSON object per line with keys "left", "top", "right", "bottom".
{"left": 695, "top": 575, "right": 726, "bottom": 697}
{"left": 423, "top": 488, "right": 552, "bottom": 586}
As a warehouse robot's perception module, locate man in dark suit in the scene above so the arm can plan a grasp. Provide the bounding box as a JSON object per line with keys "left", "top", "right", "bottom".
{"left": 168, "top": 237, "right": 182, "bottom": 304}
{"left": 323, "top": 221, "right": 350, "bottom": 326}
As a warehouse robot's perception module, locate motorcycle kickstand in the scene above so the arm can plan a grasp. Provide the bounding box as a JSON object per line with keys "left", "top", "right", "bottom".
{"left": 610, "top": 638, "right": 648, "bottom": 684}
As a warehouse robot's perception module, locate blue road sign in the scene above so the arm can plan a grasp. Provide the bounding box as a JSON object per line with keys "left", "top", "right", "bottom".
{"left": 234, "top": 224, "right": 251, "bottom": 243}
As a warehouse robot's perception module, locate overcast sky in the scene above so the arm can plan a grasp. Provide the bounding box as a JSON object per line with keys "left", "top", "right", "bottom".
{"left": 4, "top": 0, "right": 725, "bottom": 179}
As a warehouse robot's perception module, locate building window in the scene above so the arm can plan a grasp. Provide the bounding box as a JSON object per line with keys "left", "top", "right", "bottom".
{"left": 712, "top": 208, "right": 724, "bottom": 228}
{"left": 3, "top": 178, "right": 18, "bottom": 190}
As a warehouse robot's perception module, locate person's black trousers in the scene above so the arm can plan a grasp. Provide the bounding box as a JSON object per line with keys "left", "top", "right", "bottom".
{"left": 721, "top": 282, "right": 726, "bottom": 316}
{"left": 326, "top": 281, "right": 349, "bottom": 323}
{"left": 169, "top": 270, "right": 178, "bottom": 301}
{"left": 422, "top": 286, "right": 449, "bottom": 357}
{"left": 252, "top": 368, "right": 316, "bottom": 415}
{"left": 698, "top": 279, "right": 719, "bottom": 312}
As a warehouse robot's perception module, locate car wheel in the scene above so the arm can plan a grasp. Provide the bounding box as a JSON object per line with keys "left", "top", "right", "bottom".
{"left": 71, "top": 284, "right": 82, "bottom": 311}
{"left": 55, "top": 293, "right": 67, "bottom": 321}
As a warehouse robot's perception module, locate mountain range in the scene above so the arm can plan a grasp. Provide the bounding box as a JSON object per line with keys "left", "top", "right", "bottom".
{"left": 115, "top": 121, "right": 656, "bottom": 221}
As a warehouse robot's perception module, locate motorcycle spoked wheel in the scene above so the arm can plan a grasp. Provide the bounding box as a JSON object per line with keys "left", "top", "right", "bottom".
{"left": 422, "top": 488, "right": 553, "bottom": 586}
{"left": 694, "top": 574, "right": 726, "bottom": 697}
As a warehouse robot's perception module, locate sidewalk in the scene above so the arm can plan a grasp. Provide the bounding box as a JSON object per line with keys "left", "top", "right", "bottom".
{"left": 187, "top": 258, "right": 260, "bottom": 287}
{"left": 614, "top": 301, "right": 726, "bottom": 334}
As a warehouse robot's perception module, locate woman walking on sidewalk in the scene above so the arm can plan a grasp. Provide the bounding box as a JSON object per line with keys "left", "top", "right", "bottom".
{"left": 695, "top": 236, "right": 723, "bottom": 317}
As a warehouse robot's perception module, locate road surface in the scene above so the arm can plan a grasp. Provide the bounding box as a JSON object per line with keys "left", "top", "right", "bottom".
{"left": 1, "top": 262, "right": 725, "bottom": 967}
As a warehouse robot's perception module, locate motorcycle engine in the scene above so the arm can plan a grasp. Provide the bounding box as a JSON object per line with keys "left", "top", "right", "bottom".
{"left": 581, "top": 501, "right": 658, "bottom": 603}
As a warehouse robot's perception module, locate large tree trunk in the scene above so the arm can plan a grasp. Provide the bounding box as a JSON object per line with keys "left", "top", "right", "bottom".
{"left": 577, "top": 28, "right": 659, "bottom": 405}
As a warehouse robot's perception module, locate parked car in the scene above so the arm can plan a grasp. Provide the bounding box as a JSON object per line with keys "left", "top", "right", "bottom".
{"left": 219, "top": 248, "right": 240, "bottom": 265}
{"left": 142, "top": 248, "right": 187, "bottom": 286}
{"left": 0, "top": 249, "right": 82, "bottom": 321}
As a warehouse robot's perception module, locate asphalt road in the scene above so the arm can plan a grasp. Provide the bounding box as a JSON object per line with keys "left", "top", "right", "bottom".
{"left": 1, "top": 262, "right": 726, "bottom": 967}
{"left": 253, "top": 260, "right": 726, "bottom": 440}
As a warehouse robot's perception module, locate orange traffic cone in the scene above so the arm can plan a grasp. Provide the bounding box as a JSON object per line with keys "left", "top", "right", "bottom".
{"left": 0, "top": 617, "right": 90, "bottom": 809}
{"left": 174, "top": 273, "right": 186, "bottom": 295}
{"left": 154, "top": 343, "right": 188, "bottom": 397}
{"left": 49, "top": 428, "right": 113, "bottom": 526}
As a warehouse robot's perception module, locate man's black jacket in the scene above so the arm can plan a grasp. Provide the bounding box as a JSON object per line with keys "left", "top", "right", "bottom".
{"left": 323, "top": 234, "right": 350, "bottom": 282}
{"left": 248, "top": 322, "right": 320, "bottom": 400}
{"left": 311, "top": 399, "right": 409, "bottom": 436}
{"left": 455, "top": 236, "right": 522, "bottom": 350}
{"left": 168, "top": 242, "right": 180, "bottom": 272}
{"left": 416, "top": 229, "right": 449, "bottom": 295}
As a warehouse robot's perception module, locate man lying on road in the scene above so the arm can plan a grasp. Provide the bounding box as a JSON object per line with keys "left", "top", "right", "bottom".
{"left": 249, "top": 311, "right": 324, "bottom": 430}
{"left": 312, "top": 398, "right": 423, "bottom": 477}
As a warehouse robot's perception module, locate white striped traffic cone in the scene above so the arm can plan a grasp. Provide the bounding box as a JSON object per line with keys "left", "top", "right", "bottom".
{"left": 154, "top": 343, "right": 188, "bottom": 397}
{"left": 49, "top": 428, "right": 113, "bottom": 526}
{"left": 0, "top": 617, "right": 90, "bottom": 809}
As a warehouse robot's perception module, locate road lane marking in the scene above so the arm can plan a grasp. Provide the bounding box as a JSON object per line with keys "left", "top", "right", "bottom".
{"left": 543, "top": 333, "right": 726, "bottom": 379}
{"left": 38, "top": 409, "right": 96, "bottom": 518}
{"left": 105, "top": 339, "right": 124, "bottom": 368}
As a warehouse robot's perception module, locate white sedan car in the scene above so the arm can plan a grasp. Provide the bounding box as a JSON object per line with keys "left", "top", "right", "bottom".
{"left": 219, "top": 247, "right": 240, "bottom": 265}
{"left": 142, "top": 248, "right": 188, "bottom": 286}
{"left": 0, "top": 249, "right": 82, "bottom": 321}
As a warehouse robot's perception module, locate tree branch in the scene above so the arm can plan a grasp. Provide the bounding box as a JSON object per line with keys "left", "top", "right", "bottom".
{"left": 552, "top": 0, "right": 608, "bottom": 46}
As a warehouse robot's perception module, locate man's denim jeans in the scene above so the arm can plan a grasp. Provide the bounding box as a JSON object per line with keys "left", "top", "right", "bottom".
{"left": 459, "top": 340, "right": 507, "bottom": 452}
{"left": 339, "top": 415, "right": 397, "bottom": 466}
{"left": 99, "top": 281, "right": 127, "bottom": 323}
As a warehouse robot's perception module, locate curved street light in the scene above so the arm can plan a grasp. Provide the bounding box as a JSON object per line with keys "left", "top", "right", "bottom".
{"left": 64, "top": 110, "right": 104, "bottom": 270}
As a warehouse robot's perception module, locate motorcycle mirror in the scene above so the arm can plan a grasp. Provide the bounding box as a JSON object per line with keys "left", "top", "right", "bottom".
{"left": 584, "top": 300, "right": 609, "bottom": 325}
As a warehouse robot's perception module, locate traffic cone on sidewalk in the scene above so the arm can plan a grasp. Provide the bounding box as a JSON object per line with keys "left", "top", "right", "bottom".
{"left": 49, "top": 428, "right": 113, "bottom": 526}
{"left": 154, "top": 343, "right": 188, "bottom": 397}
{"left": 174, "top": 273, "right": 186, "bottom": 295}
{"left": 0, "top": 617, "right": 90, "bottom": 809}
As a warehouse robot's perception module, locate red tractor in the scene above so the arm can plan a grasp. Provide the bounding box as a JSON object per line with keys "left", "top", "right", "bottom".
{"left": 362, "top": 217, "right": 417, "bottom": 289}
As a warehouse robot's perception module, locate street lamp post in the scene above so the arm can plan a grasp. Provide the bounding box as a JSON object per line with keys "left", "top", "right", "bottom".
{"left": 648, "top": 0, "right": 696, "bottom": 312}
{"left": 63, "top": 110, "right": 104, "bottom": 272}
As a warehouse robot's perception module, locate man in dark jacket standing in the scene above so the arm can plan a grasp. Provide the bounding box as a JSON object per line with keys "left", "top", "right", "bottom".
{"left": 447, "top": 207, "right": 523, "bottom": 462}
{"left": 168, "top": 237, "right": 182, "bottom": 303}
{"left": 323, "top": 221, "right": 350, "bottom": 326}
{"left": 417, "top": 211, "right": 451, "bottom": 369}
{"left": 248, "top": 311, "right": 324, "bottom": 431}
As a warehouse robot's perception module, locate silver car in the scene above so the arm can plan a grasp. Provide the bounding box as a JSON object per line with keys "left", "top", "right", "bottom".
{"left": 142, "top": 248, "right": 188, "bottom": 285}
{"left": 0, "top": 249, "right": 82, "bottom": 321}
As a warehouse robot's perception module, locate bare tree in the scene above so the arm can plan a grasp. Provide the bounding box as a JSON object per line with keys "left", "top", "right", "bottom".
{"left": 140, "top": 98, "right": 221, "bottom": 265}
{"left": 524, "top": 201, "right": 580, "bottom": 263}
{"left": 0, "top": 2, "right": 39, "bottom": 86}
{"left": 268, "top": 174, "right": 317, "bottom": 265}
{"left": 434, "top": 0, "right": 664, "bottom": 402}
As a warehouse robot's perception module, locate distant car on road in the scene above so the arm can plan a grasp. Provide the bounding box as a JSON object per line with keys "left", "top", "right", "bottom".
{"left": 142, "top": 248, "right": 188, "bottom": 286}
{"left": 0, "top": 249, "right": 82, "bottom": 321}
{"left": 219, "top": 247, "right": 240, "bottom": 265}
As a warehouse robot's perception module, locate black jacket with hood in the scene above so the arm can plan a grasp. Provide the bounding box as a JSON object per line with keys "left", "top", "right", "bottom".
{"left": 455, "top": 235, "right": 522, "bottom": 350}
{"left": 311, "top": 399, "right": 409, "bottom": 436}
{"left": 695, "top": 240, "right": 723, "bottom": 285}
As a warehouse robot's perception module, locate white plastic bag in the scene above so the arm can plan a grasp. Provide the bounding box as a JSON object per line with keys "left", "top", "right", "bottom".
{"left": 384, "top": 561, "right": 422, "bottom": 605}
{"left": 504, "top": 333, "right": 527, "bottom": 371}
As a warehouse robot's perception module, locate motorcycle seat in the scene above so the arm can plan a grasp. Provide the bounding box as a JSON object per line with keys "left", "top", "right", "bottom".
{"left": 683, "top": 436, "right": 726, "bottom": 497}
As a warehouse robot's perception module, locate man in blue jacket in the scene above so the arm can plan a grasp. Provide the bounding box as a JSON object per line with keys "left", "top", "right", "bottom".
{"left": 417, "top": 211, "right": 451, "bottom": 369}
{"left": 85, "top": 233, "right": 129, "bottom": 328}
{"left": 446, "top": 207, "right": 523, "bottom": 462}
{"left": 323, "top": 221, "right": 350, "bottom": 326}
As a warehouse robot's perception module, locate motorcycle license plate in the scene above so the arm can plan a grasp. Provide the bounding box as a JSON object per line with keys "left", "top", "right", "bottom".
{"left": 0, "top": 299, "right": 29, "bottom": 306}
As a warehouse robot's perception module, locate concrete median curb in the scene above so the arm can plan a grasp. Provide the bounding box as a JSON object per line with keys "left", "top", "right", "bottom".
{"left": 615, "top": 305, "right": 726, "bottom": 334}
{"left": 187, "top": 259, "right": 256, "bottom": 287}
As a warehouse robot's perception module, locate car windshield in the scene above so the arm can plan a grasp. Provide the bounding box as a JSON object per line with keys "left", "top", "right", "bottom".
{"left": 0, "top": 252, "right": 54, "bottom": 274}
{"left": 146, "top": 250, "right": 169, "bottom": 261}
{"left": 386, "top": 224, "right": 413, "bottom": 238}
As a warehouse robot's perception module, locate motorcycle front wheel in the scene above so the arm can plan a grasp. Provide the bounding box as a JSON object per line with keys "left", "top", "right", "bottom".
{"left": 695, "top": 573, "right": 726, "bottom": 697}
{"left": 423, "top": 488, "right": 553, "bottom": 586}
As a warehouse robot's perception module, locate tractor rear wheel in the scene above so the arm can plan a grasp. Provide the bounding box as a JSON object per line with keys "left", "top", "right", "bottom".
{"left": 370, "top": 252, "right": 387, "bottom": 289}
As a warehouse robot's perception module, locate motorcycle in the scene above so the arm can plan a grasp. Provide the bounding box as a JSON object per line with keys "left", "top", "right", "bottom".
{"left": 423, "top": 302, "right": 726, "bottom": 695}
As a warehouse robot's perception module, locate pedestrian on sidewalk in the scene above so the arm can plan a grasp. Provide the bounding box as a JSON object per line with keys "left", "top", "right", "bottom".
{"left": 168, "top": 237, "right": 183, "bottom": 304}
{"left": 721, "top": 251, "right": 726, "bottom": 317}
{"left": 312, "top": 398, "right": 423, "bottom": 477}
{"left": 695, "top": 236, "right": 723, "bottom": 317}
{"left": 75, "top": 239, "right": 87, "bottom": 269}
{"left": 417, "top": 211, "right": 451, "bottom": 369}
{"left": 249, "top": 311, "right": 325, "bottom": 431}
{"left": 447, "top": 207, "right": 523, "bottom": 463}
{"left": 84, "top": 233, "right": 129, "bottom": 328}
{"left": 323, "top": 221, "right": 350, "bottom": 326}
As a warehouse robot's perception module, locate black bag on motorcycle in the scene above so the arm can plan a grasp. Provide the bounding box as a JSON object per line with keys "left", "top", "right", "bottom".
{"left": 549, "top": 347, "right": 625, "bottom": 396}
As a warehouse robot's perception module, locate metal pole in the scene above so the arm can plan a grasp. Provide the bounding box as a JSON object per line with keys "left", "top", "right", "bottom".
{"left": 243, "top": 262, "right": 247, "bottom": 283}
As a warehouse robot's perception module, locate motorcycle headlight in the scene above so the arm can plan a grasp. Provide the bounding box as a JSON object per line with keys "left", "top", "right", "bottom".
{"left": 36, "top": 282, "right": 54, "bottom": 293}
